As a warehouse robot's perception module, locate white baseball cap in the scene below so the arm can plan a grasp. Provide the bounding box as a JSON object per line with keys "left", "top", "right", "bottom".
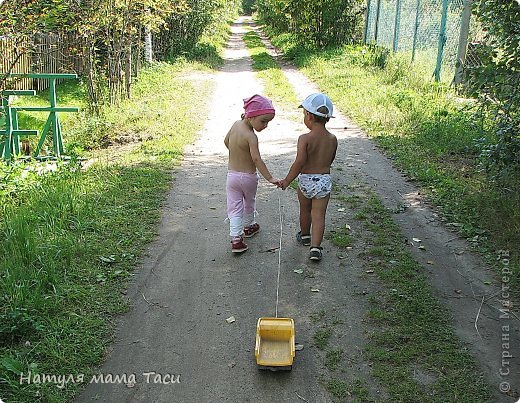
{"left": 300, "top": 93, "right": 334, "bottom": 118}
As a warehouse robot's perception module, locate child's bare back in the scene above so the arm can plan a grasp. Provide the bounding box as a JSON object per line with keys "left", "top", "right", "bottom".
{"left": 225, "top": 120, "right": 257, "bottom": 174}
{"left": 224, "top": 111, "right": 277, "bottom": 183}
{"left": 299, "top": 127, "right": 337, "bottom": 175}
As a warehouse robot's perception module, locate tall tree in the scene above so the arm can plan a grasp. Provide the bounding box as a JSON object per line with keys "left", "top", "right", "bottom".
{"left": 0, "top": 0, "right": 176, "bottom": 107}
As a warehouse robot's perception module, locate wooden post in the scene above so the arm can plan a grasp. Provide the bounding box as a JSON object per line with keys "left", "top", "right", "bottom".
{"left": 3, "top": 96, "right": 13, "bottom": 159}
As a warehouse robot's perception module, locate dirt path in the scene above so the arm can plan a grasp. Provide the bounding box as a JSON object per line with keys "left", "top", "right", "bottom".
{"left": 77, "top": 17, "right": 518, "bottom": 402}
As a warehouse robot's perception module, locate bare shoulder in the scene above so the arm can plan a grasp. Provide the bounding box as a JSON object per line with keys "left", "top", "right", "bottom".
{"left": 298, "top": 132, "right": 311, "bottom": 143}
{"left": 325, "top": 129, "right": 338, "bottom": 146}
{"left": 229, "top": 120, "right": 256, "bottom": 147}
{"left": 329, "top": 131, "right": 338, "bottom": 144}
{"left": 325, "top": 128, "right": 337, "bottom": 139}
{"left": 230, "top": 119, "right": 244, "bottom": 133}
{"left": 230, "top": 120, "right": 249, "bottom": 136}
{"left": 242, "top": 124, "right": 257, "bottom": 143}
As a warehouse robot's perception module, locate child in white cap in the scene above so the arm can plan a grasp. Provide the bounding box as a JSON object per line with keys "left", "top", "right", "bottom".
{"left": 224, "top": 94, "right": 280, "bottom": 253}
{"left": 279, "top": 93, "right": 338, "bottom": 261}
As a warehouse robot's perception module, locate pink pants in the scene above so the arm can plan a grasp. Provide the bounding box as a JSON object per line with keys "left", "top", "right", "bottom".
{"left": 226, "top": 170, "right": 258, "bottom": 237}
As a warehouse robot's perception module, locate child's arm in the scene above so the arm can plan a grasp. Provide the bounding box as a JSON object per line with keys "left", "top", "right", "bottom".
{"left": 331, "top": 136, "right": 338, "bottom": 164}
{"left": 280, "top": 135, "right": 307, "bottom": 189}
{"left": 248, "top": 134, "right": 278, "bottom": 184}
{"left": 224, "top": 130, "right": 231, "bottom": 149}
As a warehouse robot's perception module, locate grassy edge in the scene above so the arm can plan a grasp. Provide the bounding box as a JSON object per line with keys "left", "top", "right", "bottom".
{"left": 352, "top": 187, "right": 491, "bottom": 401}
{"left": 0, "top": 61, "right": 215, "bottom": 402}
{"left": 242, "top": 28, "right": 300, "bottom": 114}
{"left": 263, "top": 32, "right": 519, "bottom": 300}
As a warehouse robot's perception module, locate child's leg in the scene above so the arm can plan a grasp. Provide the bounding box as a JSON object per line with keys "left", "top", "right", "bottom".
{"left": 310, "top": 195, "right": 330, "bottom": 247}
{"left": 226, "top": 173, "right": 245, "bottom": 237}
{"left": 297, "top": 188, "right": 312, "bottom": 235}
{"left": 242, "top": 173, "right": 259, "bottom": 228}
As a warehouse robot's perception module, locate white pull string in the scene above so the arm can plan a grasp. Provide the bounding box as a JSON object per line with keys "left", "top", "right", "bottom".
{"left": 275, "top": 191, "right": 283, "bottom": 318}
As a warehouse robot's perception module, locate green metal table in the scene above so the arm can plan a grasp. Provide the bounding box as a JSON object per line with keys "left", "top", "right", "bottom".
{"left": 1, "top": 73, "right": 79, "bottom": 160}
{"left": 0, "top": 90, "right": 38, "bottom": 159}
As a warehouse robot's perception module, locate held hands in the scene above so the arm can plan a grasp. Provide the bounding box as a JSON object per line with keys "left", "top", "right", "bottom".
{"left": 274, "top": 179, "right": 289, "bottom": 190}
{"left": 268, "top": 177, "right": 281, "bottom": 187}
{"left": 267, "top": 177, "right": 289, "bottom": 190}
{"left": 277, "top": 178, "right": 290, "bottom": 190}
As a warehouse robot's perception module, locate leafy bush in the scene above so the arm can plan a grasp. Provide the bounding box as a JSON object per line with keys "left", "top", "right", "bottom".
{"left": 242, "top": 0, "right": 255, "bottom": 14}
{"left": 467, "top": 0, "right": 520, "bottom": 184}
{"left": 256, "top": 0, "right": 365, "bottom": 48}
{"left": 154, "top": 0, "right": 240, "bottom": 60}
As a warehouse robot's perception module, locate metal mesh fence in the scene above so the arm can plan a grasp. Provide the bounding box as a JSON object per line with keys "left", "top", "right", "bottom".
{"left": 365, "top": 0, "right": 466, "bottom": 83}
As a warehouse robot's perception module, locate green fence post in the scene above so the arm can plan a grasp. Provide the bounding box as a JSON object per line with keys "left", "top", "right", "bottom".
{"left": 0, "top": 90, "right": 38, "bottom": 161}
{"left": 49, "top": 77, "right": 62, "bottom": 156}
{"left": 435, "top": 0, "right": 450, "bottom": 81}
{"left": 364, "top": 0, "right": 372, "bottom": 44}
{"left": 412, "top": 0, "right": 421, "bottom": 62}
{"left": 2, "top": 97, "right": 13, "bottom": 160}
{"left": 1, "top": 96, "right": 8, "bottom": 158}
{"left": 374, "top": 0, "right": 382, "bottom": 43}
{"left": 393, "top": 0, "right": 402, "bottom": 52}
{"left": 11, "top": 107, "right": 20, "bottom": 155}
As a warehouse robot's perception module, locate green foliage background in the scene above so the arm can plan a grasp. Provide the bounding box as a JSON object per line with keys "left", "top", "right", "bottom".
{"left": 255, "top": 0, "right": 365, "bottom": 48}
{"left": 467, "top": 0, "right": 520, "bottom": 183}
{"left": 0, "top": 0, "right": 240, "bottom": 107}
{"left": 154, "top": 0, "right": 240, "bottom": 60}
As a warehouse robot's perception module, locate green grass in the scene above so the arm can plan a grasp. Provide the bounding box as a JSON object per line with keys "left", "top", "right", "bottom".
{"left": 325, "top": 349, "right": 344, "bottom": 371}
{"left": 187, "top": 16, "right": 235, "bottom": 69}
{"left": 310, "top": 309, "right": 326, "bottom": 323}
{"left": 0, "top": 60, "right": 214, "bottom": 402}
{"left": 264, "top": 32, "right": 519, "bottom": 299}
{"left": 323, "top": 378, "right": 350, "bottom": 400}
{"left": 327, "top": 227, "right": 354, "bottom": 248}
{"left": 323, "top": 377, "right": 371, "bottom": 401}
{"left": 336, "top": 186, "right": 491, "bottom": 402}
{"left": 313, "top": 326, "right": 333, "bottom": 350}
{"left": 242, "top": 29, "right": 300, "bottom": 113}
{"left": 312, "top": 309, "right": 373, "bottom": 401}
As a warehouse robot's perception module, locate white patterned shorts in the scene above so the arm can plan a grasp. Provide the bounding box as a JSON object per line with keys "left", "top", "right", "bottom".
{"left": 298, "top": 173, "right": 332, "bottom": 199}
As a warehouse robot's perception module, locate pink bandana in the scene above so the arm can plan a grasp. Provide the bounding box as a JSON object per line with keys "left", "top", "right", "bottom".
{"left": 243, "top": 94, "right": 275, "bottom": 118}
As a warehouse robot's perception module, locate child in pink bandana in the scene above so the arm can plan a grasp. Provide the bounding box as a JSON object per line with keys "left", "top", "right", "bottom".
{"left": 224, "top": 94, "right": 280, "bottom": 253}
